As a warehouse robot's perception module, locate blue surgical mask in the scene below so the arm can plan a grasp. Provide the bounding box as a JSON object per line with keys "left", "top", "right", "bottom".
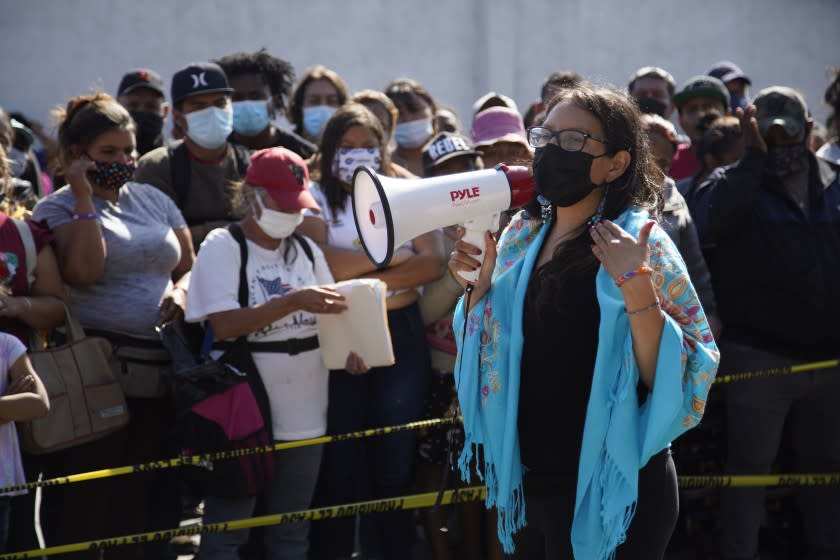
{"left": 333, "top": 147, "right": 381, "bottom": 185}
{"left": 232, "top": 100, "right": 270, "bottom": 136}
{"left": 303, "top": 105, "right": 336, "bottom": 139}
{"left": 394, "top": 118, "right": 433, "bottom": 149}
{"left": 185, "top": 106, "right": 233, "bottom": 149}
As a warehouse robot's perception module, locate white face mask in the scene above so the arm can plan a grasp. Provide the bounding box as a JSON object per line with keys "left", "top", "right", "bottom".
{"left": 185, "top": 106, "right": 233, "bottom": 149}
{"left": 333, "top": 147, "right": 381, "bottom": 185}
{"left": 253, "top": 194, "right": 304, "bottom": 239}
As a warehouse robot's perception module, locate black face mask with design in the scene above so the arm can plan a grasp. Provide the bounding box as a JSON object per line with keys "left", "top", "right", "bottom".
{"left": 766, "top": 141, "right": 808, "bottom": 177}
{"left": 533, "top": 143, "right": 608, "bottom": 207}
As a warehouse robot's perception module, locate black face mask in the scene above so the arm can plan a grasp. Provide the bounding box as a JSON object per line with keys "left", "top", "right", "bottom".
{"left": 533, "top": 143, "right": 607, "bottom": 207}
{"left": 129, "top": 111, "right": 164, "bottom": 156}
{"left": 635, "top": 97, "right": 668, "bottom": 117}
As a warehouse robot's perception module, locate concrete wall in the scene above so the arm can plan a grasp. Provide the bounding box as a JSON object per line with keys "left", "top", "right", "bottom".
{"left": 1, "top": 0, "right": 838, "bottom": 135}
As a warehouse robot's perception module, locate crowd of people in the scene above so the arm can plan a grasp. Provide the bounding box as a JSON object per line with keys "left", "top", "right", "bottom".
{"left": 0, "top": 48, "right": 838, "bottom": 560}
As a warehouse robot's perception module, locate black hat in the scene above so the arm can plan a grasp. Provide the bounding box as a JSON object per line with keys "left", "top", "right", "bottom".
{"left": 117, "top": 68, "right": 165, "bottom": 97}
{"left": 753, "top": 86, "right": 808, "bottom": 137}
{"left": 170, "top": 62, "right": 233, "bottom": 104}
{"left": 673, "top": 75, "right": 730, "bottom": 109}
{"left": 422, "top": 132, "right": 481, "bottom": 176}
{"left": 706, "top": 60, "right": 751, "bottom": 86}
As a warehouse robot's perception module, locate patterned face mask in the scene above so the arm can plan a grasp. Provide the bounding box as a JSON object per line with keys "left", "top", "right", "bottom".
{"left": 333, "top": 147, "right": 381, "bottom": 185}
{"left": 86, "top": 159, "right": 136, "bottom": 190}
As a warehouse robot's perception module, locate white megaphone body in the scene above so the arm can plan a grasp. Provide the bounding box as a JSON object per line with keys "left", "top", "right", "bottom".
{"left": 352, "top": 164, "right": 535, "bottom": 283}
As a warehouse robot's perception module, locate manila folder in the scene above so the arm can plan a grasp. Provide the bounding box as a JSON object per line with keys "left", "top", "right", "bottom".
{"left": 316, "top": 279, "right": 395, "bottom": 369}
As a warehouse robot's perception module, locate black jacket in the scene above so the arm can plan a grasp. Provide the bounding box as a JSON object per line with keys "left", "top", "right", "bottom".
{"left": 685, "top": 147, "right": 840, "bottom": 360}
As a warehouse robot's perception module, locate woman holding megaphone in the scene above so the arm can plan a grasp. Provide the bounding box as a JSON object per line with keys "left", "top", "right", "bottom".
{"left": 299, "top": 103, "right": 446, "bottom": 560}
{"left": 448, "top": 84, "right": 720, "bottom": 560}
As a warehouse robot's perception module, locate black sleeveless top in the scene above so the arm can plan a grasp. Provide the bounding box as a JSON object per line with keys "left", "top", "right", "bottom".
{"left": 519, "top": 255, "right": 600, "bottom": 495}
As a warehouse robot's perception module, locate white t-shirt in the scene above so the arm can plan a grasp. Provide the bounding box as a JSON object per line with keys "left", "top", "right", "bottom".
{"left": 308, "top": 182, "right": 364, "bottom": 251}
{"left": 0, "top": 333, "right": 28, "bottom": 496}
{"left": 185, "top": 228, "right": 334, "bottom": 441}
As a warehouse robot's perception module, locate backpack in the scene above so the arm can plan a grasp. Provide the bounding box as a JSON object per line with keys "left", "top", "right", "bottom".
{"left": 168, "top": 141, "right": 250, "bottom": 225}
{"left": 163, "top": 223, "right": 313, "bottom": 498}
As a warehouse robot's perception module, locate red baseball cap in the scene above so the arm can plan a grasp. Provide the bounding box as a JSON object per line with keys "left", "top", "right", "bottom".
{"left": 244, "top": 147, "right": 321, "bottom": 212}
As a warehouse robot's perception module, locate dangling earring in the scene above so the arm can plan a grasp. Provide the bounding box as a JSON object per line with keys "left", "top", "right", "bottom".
{"left": 537, "top": 194, "right": 553, "bottom": 224}
{"left": 587, "top": 188, "right": 608, "bottom": 227}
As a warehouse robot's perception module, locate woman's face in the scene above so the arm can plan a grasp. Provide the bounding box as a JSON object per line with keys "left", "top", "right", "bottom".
{"left": 396, "top": 94, "right": 432, "bottom": 124}
{"left": 543, "top": 102, "right": 625, "bottom": 185}
{"left": 83, "top": 128, "right": 136, "bottom": 164}
{"left": 339, "top": 125, "right": 379, "bottom": 150}
{"left": 303, "top": 79, "right": 341, "bottom": 108}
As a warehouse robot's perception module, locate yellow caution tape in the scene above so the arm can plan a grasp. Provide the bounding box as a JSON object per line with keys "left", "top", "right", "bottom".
{"left": 713, "top": 359, "right": 839, "bottom": 385}
{"left": 0, "top": 416, "right": 460, "bottom": 495}
{"left": 0, "top": 486, "right": 488, "bottom": 560}
{"left": 678, "top": 472, "right": 840, "bottom": 488}
{"left": 3, "top": 473, "right": 839, "bottom": 559}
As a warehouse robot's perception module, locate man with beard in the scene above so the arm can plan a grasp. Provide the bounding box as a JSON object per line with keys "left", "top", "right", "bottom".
{"left": 669, "top": 75, "right": 730, "bottom": 181}
{"left": 116, "top": 68, "right": 168, "bottom": 156}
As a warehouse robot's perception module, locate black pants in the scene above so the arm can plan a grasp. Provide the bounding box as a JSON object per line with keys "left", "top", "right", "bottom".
{"left": 513, "top": 448, "right": 679, "bottom": 559}
{"left": 719, "top": 342, "right": 840, "bottom": 560}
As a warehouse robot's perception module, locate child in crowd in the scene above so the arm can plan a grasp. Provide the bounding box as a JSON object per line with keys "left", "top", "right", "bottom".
{"left": 0, "top": 300, "right": 50, "bottom": 553}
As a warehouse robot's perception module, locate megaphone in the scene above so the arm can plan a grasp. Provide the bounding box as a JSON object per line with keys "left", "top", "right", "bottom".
{"left": 352, "top": 164, "right": 535, "bottom": 283}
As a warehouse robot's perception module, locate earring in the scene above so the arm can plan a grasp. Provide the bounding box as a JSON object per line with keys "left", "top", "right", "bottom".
{"left": 587, "top": 189, "right": 607, "bottom": 227}
{"left": 537, "top": 194, "right": 553, "bottom": 224}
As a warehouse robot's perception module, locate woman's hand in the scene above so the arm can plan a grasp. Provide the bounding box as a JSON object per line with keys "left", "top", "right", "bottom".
{"left": 65, "top": 156, "right": 96, "bottom": 199}
{"left": 590, "top": 219, "right": 655, "bottom": 281}
{"left": 345, "top": 351, "right": 370, "bottom": 375}
{"left": 289, "top": 286, "right": 347, "bottom": 314}
{"left": 448, "top": 228, "right": 497, "bottom": 298}
{"left": 158, "top": 286, "right": 186, "bottom": 326}
{"left": 0, "top": 296, "right": 29, "bottom": 318}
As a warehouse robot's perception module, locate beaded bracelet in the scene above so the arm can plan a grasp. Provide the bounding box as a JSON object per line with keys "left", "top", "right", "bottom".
{"left": 73, "top": 212, "right": 98, "bottom": 221}
{"left": 615, "top": 265, "right": 653, "bottom": 288}
{"left": 625, "top": 300, "right": 660, "bottom": 315}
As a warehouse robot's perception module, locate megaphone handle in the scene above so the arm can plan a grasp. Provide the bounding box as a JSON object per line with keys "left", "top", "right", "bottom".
{"left": 457, "top": 213, "right": 501, "bottom": 284}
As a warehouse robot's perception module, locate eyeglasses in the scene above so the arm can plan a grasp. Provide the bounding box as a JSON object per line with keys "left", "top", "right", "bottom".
{"left": 527, "top": 126, "right": 608, "bottom": 151}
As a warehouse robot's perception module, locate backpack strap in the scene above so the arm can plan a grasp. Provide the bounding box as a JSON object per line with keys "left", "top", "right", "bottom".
{"left": 225, "top": 222, "right": 274, "bottom": 433}
{"left": 231, "top": 143, "right": 251, "bottom": 179}
{"left": 11, "top": 218, "right": 36, "bottom": 288}
{"left": 291, "top": 233, "right": 314, "bottom": 266}
{"left": 168, "top": 142, "right": 191, "bottom": 210}
{"left": 227, "top": 222, "right": 250, "bottom": 308}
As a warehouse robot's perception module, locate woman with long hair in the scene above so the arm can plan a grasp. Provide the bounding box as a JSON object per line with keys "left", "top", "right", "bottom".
{"left": 299, "top": 103, "right": 445, "bottom": 559}
{"left": 449, "top": 84, "right": 719, "bottom": 559}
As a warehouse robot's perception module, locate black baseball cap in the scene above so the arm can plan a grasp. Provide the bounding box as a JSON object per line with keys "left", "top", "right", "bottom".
{"left": 706, "top": 60, "right": 751, "bottom": 85}
{"left": 753, "top": 86, "right": 808, "bottom": 137}
{"left": 673, "top": 75, "right": 730, "bottom": 109}
{"left": 117, "top": 68, "right": 165, "bottom": 97}
{"left": 422, "top": 132, "right": 481, "bottom": 176}
{"left": 170, "top": 62, "right": 234, "bottom": 104}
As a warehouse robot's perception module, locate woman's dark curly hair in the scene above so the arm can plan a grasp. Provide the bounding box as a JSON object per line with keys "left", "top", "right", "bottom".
{"left": 524, "top": 84, "right": 664, "bottom": 310}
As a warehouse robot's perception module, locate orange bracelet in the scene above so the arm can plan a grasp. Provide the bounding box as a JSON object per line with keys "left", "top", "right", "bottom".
{"left": 615, "top": 266, "right": 653, "bottom": 288}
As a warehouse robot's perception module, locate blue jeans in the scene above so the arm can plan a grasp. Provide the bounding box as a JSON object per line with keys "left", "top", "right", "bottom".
{"left": 0, "top": 496, "right": 10, "bottom": 554}
{"left": 309, "top": 304, "right": 430, "bottom": 560}
{"left": 199, "top": 443, "right": 323, "bottom": 560}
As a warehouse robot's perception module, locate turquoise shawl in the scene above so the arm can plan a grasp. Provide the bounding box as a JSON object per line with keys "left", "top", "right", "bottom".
{"left": 453, "top": 207, "right": 720, "bottom": 558}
